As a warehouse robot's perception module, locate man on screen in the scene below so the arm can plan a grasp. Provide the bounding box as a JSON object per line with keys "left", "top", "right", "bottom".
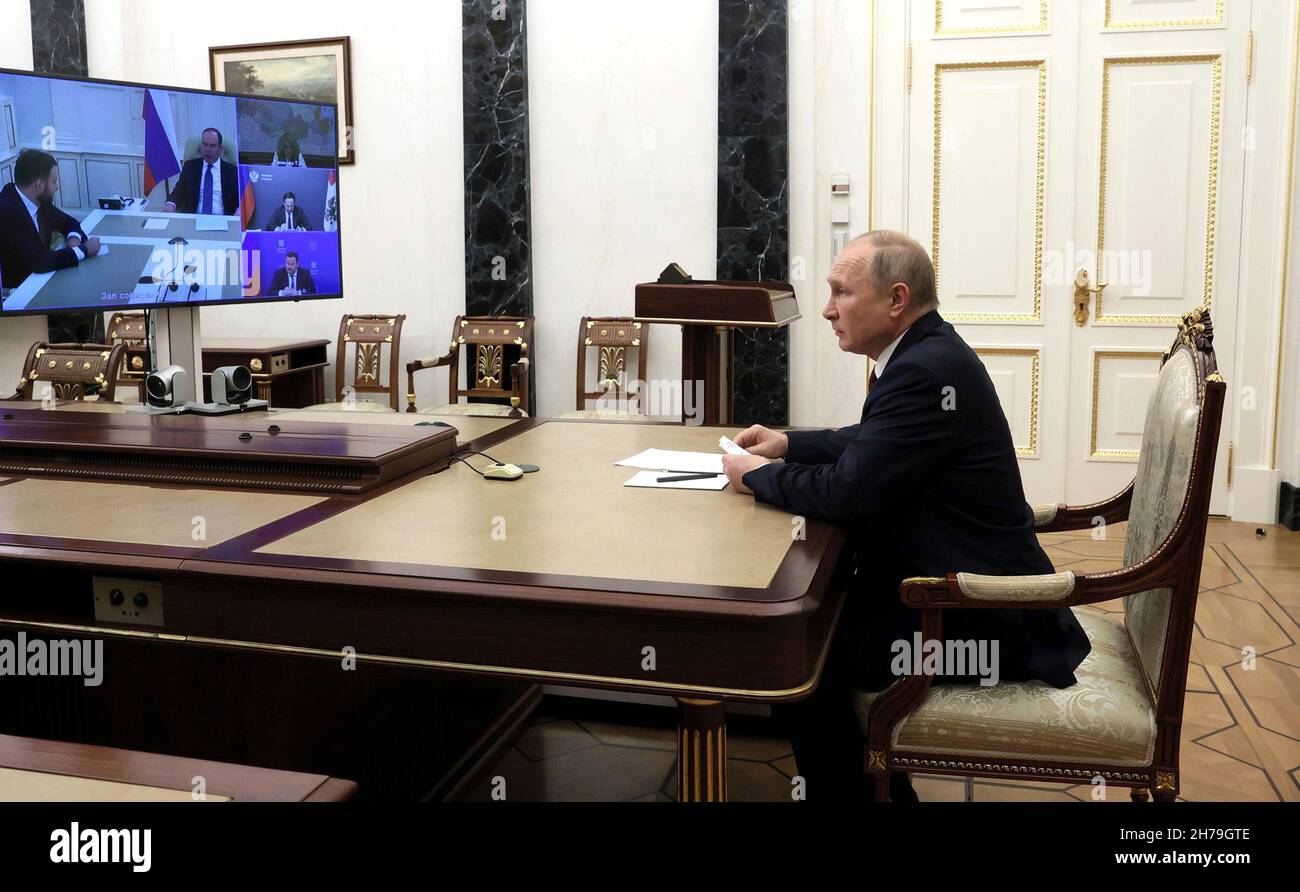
{"left": 0, "top": 149, "right": 101, "bottom": 290}
{"left": 265, "top": 252, "right": 316, "bottom": 297}
{"left": 264, "top": 192, "right": 315, "bottom": 232}
{"left": 163, "top": 128, "right": 239, "bottom": 215}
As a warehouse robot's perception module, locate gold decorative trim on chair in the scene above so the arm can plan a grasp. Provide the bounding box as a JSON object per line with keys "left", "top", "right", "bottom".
{"left": 858, "top": 305, "right": 1225, "bottom": 802}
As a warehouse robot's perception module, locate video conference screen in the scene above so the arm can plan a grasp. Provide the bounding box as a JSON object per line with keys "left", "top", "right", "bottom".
{"left": 0, "top": 68, "right": 343, "bottom": 315}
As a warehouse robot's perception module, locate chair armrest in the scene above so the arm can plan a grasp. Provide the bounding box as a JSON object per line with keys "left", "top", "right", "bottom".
{"left": 405, "top": 348, "right": 457, "bottom": 413}
{"left": 900, "top": 548, "right": 1177, "bottom": 610}
{"left": 956, "top": 571, "right": 1076, "bottom": 605}
{"left": 1034, "top": 482, "right": 1133, "bottom": 532}
{"left": 509, "top": 357, "right": 530, "bottom": 418}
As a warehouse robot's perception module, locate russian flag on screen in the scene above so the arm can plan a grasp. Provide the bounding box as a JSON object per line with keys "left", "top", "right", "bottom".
{"left": 142, "top": 89, "right": 181, "bottom": 195}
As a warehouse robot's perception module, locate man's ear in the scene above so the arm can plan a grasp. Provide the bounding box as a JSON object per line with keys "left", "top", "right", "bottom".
{"left": 890, "top": 282, "right": 912, "bottom": 316}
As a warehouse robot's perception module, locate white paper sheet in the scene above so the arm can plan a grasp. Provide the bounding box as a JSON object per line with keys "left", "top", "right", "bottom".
{"left": 622, "top": 470, "right": 729, "bottom": 491}
{"left": 614, "top": 448, "right": 724, "bottom": 474}
{"left": 142, "top": 218, "right": 169, "bottom": 231}
{"left": 195, "top": 217, "right": 228, "bottom": 231}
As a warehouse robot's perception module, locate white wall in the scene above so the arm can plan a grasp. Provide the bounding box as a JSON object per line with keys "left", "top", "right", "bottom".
{"left": 0, "top": 0, "right": 48, "bottom": 396}
{"left": 527, "top": 0, "right": 717, "bottom": 418}
{"left": 797, "top": 0, "right": 873, "bottom": 428}
{"left": 85, "top": 0, "right": 466, "bottom": 409}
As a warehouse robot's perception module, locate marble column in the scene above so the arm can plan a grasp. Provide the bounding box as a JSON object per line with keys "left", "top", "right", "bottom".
{"left": 718, "top": 0, "right": 790, "bottom": 427}
{"left": 462, "top": 0, "right": 534, "bottom": 408}
{"left": 29, "top": 0, "right": 100, "bottom": 344}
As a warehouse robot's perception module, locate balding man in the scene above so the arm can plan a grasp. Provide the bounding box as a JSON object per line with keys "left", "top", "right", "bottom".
{"left": 164, "top": 128, "right": 239, "bottom": 216}
{"left": 724, "top": 231, "right": 1090, "bottom": 802}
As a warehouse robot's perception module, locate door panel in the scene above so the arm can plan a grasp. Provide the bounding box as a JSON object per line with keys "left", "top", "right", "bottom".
{"left": 906, "top": 0, "right": 1242, "bottom": 513}
{"left": 909, "top": 1, "right": 1075, "bottom": 503}
{"left": 1068, "top": 1, "right": 1244, "bottom": 512}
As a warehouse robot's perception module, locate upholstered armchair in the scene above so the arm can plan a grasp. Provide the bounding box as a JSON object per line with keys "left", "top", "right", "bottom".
{"left": 405, "top": 315, "right": 533, "bottom": 418}
{"left": 857, "top": 305, "right": 1225, "bottom": 803}
{"left": 8, "top": 341, "right": 127, "bottom": 403}
{"left": 558, "top": 316, "right": 651, "bottom": 421}
{"left": 303, "top": 314, "right": 406, "bottom": 412}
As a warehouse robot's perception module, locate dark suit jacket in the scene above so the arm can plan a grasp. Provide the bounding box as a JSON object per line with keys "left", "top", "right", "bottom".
{"left": 745, "top": 310, "right": 1090, "bottom": 690}
{"left": 169, "top": 158, "right": 239, "bottom": 215}
{"left": 265, "top": 267, "right": 316, "bottom": 297}
{"left": 263, "top": 205, "right": 315, "bottom": 232}
{"left": 0, "top": 182, "right": 88, "bottom": 289}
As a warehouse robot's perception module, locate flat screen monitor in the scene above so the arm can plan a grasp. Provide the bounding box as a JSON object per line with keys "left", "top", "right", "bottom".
{"left": 0, "top": 67, "right": 343, "bottom": 315}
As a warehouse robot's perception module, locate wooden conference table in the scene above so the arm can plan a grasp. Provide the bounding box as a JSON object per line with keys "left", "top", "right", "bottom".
{"left": 0, "top": 402, "right": 847, "bottom": 802}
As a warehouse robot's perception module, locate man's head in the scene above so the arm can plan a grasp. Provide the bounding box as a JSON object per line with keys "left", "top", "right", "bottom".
{"left": 14, "top": 150, "right": 60, "bottom": 205}
{"left": 824, "top": 230, "right": 937, "bottom": 358}
{"left": 282, "top": 192, "right": 296, "bottom": 211}
{"left": 285, "top": 252, "right": 299, "bottom": 274}
{"left": 199, "top": 128, "right": 223, "bottom": 164}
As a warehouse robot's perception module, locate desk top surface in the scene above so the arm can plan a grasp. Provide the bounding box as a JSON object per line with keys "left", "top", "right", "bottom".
{"left": 257, "top": 421, "right": 797, "bottom": 591}
{"left": 202, "top": 338, "right": 331, "bottom": 352}
{"left": 0, "top": 734, "right": 349, "bottom": 802}
{"left": 0, "top": 409, "right": 836, "bottom": 604}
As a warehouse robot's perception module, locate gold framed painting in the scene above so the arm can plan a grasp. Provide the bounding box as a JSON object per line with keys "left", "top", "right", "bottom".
{"left": 209, "top": 36, "right": 354, "bottom": 165}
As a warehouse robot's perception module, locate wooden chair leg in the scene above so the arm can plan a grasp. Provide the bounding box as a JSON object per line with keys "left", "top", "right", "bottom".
{"left": 1130, "top": 787, "right": 1150, "bottom": 802}
{"left": 1153, "top": 790, "right": 1176, "bottom": 803}
{"left": 870, "top": 774, "right": 890, "bottom": 802}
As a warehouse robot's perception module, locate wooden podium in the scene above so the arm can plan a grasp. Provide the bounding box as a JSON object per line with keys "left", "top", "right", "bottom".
{"left": 636, "top": 269, "right": 799, "bottom": 425}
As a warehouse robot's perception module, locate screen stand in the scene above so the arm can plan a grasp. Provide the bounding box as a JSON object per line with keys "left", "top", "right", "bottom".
{"left": 150, "top": 306, "right": 203, "bottom": 405}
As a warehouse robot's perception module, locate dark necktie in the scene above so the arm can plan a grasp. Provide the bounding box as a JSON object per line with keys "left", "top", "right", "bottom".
{"left": 201, "top": 164, "right": 214, "bottom": 214}
{"left": 868, "top": 368, "right": 879, "bottom": 394}
{"left": 287, "top": 209, "right": 293, "bottom": 229}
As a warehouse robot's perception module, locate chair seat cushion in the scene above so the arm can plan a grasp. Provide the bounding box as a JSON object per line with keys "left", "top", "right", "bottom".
{"left": 301, "top": 401, "right": 395, "bottom": 413}
{"left": 853, "top": 609, "right": 1155, "bottom": 767}
{"left": 421, "top": 404, "right": 526, "bottom": 418}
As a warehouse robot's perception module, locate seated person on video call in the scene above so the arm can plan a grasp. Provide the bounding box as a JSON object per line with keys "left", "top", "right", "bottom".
{"left": 265, "top": 192, "right": 314, "bottom": 232}
{"left": 163, "top": 127, "right": 239, "bottom": 216}
{"left": 272, "top": 131, "right": 306, "bottom": 167}
{"left": 721, "top": 230, "right": 1090, "bottom": 803}
{"left": 0, "top": 149, "right": 101, "bottom": 291}
{"left": 265, "top": 252, "right": 316, "bottom": 297}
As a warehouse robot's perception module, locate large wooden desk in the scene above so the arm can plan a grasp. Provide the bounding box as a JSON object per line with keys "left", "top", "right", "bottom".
{"left": 201, "top": 338, "right": 331, "bottom": 408}
{"left": 0, "top": 407, "right": 846, "bottom": 801}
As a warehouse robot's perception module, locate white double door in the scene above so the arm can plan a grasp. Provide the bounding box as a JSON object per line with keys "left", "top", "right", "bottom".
{"left": 900, "top": 0, "right": 1246, "bottom": 512}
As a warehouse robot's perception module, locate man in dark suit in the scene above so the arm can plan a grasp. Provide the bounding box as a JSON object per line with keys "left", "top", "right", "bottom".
{"left": 263, "top": 192, "right": 315, "bottom": 232}
{"left": 163, "top": 128, "right": 239, "bottom": 216}
{"left": 723, "top": 230, "right": 1090, "bottom": 802}
{"left": 264, "top": 252, "right": 316, "bottom": 297}
{"left": 0, "top": 149, "right": 100, "bottom": 291}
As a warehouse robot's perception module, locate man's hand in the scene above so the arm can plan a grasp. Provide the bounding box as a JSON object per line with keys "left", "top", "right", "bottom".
{"left": 82, "top": 237, "right": 101, "bottom": 257}
{"left": 723, "top": 453, "right": 770, "bottom": 495}
{"left": 162, "top": 201, "right": 177, "bottom": 213}
{"left": 732, "top": 424, "right": 789, "bottom": 459}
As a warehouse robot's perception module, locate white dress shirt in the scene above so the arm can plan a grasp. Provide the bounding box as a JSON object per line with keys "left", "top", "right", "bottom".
{"left": 872, "top": 325, "right": 911, "bottom": 379}
{"left": 18, "top": 188, "right": 83, "bottom": 261}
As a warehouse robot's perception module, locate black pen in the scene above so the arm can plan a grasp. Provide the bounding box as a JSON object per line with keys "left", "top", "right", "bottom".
{"left": 656, "top": 473, "right": 723, "bottom": 483}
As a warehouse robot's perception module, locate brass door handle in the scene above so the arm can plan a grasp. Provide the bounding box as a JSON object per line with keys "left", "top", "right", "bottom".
{"left": 1073, "top": 270, "right": 1107, "bottom": 327}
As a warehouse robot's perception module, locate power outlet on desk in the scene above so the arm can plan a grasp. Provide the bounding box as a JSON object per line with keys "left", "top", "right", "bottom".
{"left": 92, "top": 577, "right": 164, "bottom": 627}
